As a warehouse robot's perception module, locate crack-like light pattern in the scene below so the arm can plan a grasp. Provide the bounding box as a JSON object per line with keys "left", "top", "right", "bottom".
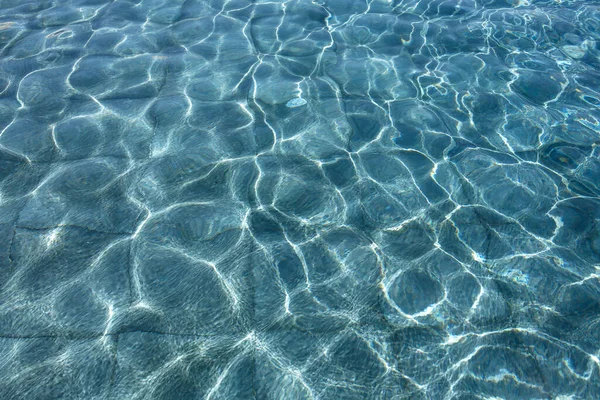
{"left": 0, "top": 0, "right": 600, "bottom": 398}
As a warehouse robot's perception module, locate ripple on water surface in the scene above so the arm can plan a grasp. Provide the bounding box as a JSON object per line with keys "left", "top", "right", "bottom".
{"left": 1, "top": 0, "right": 600, "bottom": 399}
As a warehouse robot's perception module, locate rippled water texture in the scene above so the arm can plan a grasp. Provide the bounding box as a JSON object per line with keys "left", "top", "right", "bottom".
{"left": 1, "top": 0, "right": 600, "bottom": 398}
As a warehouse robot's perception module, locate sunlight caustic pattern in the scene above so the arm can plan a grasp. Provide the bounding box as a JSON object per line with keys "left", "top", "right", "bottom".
{"left": 0, "top": 0, "right": 600, "bottom": 398}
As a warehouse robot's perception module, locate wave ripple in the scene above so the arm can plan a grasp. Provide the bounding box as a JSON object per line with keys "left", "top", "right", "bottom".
{"left": 1, "top": 0, "right": 600, "bottom": 398}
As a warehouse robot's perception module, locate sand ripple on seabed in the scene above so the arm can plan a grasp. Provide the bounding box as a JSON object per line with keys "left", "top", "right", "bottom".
{"left": 0, "top": 0, "right": 599, "bottom": 398}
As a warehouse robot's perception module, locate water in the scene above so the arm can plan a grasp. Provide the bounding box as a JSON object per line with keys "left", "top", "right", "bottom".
{"left": 0, "top": 0, "right": 599, "bottom": 398}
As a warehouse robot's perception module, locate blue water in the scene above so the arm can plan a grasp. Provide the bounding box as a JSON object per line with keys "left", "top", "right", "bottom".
{"left": 1, "top": 0, "right": 600, "bottom": 398}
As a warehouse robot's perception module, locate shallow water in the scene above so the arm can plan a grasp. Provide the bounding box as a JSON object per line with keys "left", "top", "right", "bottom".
{"left": 1, "top": 0, "right": 600, "bottom": 398}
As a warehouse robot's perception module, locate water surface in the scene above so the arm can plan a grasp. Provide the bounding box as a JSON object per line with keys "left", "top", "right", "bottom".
{"left": 1, "top": 0, "right": 600, "bottom": 398}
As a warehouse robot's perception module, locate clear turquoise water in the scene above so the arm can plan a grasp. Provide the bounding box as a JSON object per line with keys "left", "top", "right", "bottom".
{"left": 1, "top": 0, "right": 600, "bottom": 398}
